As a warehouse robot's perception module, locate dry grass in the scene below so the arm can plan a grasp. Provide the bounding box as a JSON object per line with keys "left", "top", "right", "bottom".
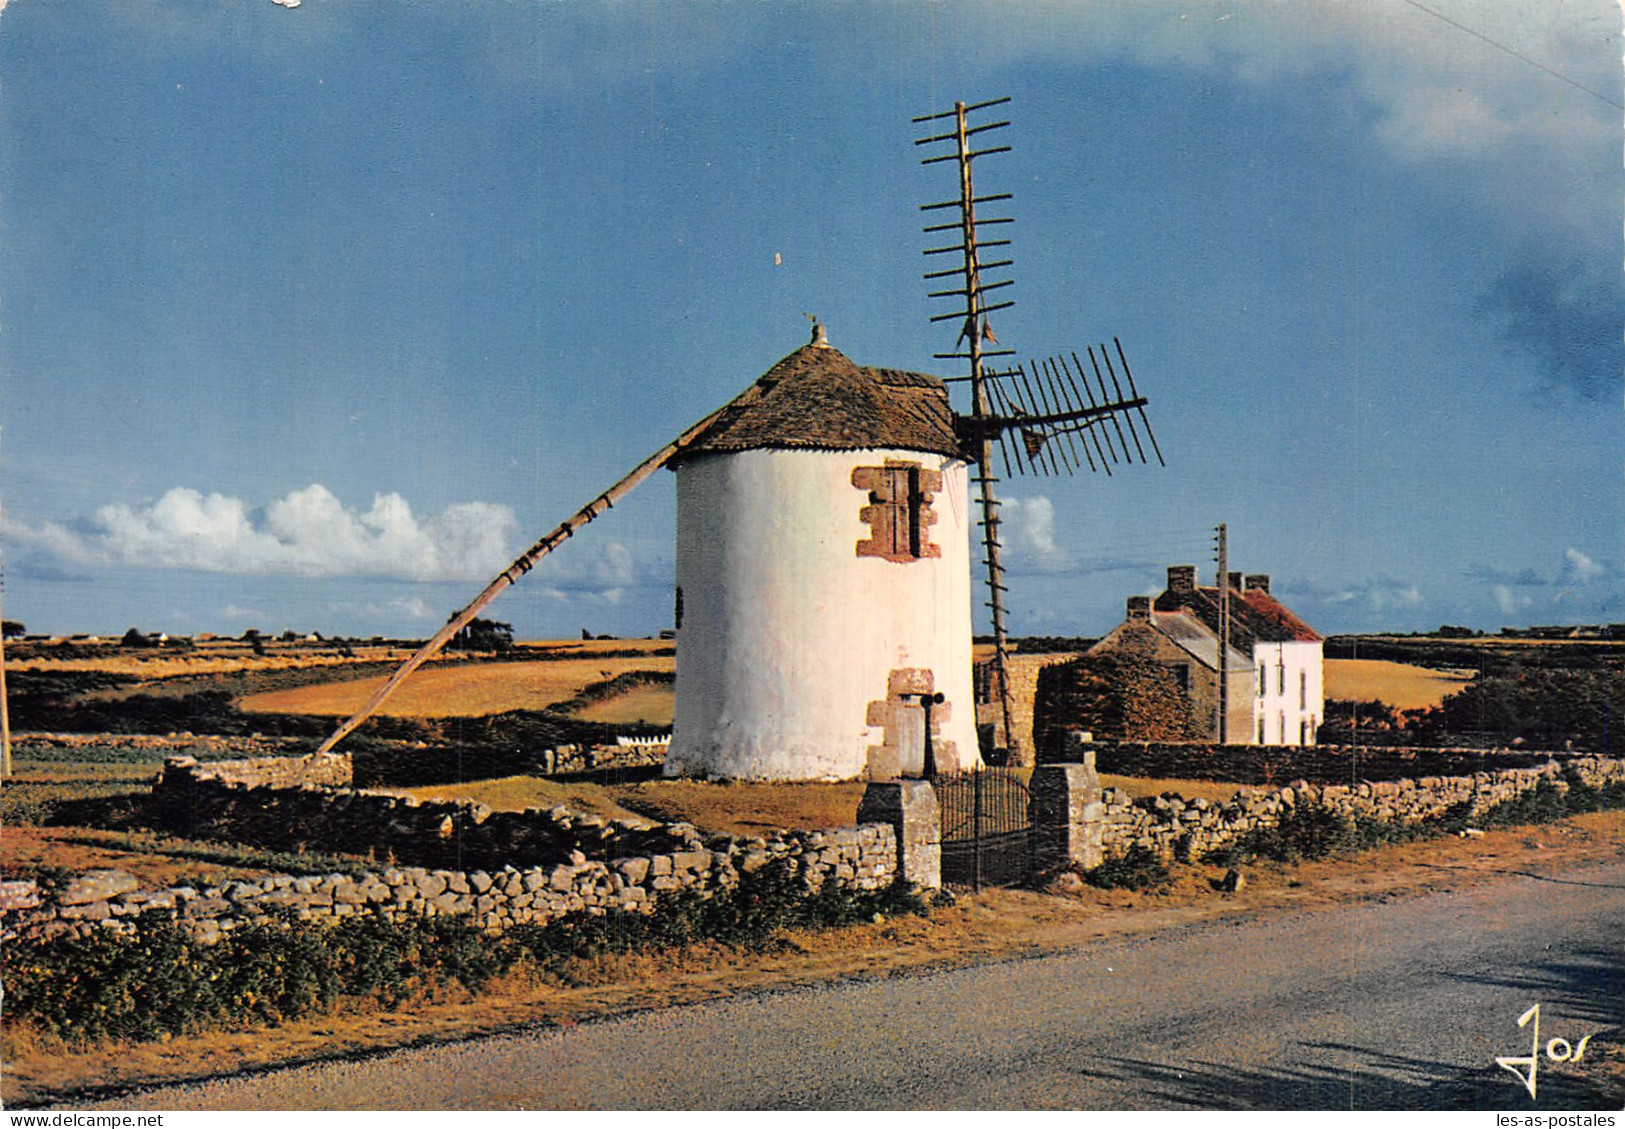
{"left": 387, "top": 777, "right": 657, "bottom": 826}
{"left": 11, "top": 645, "right": 423, "bottom": 678}
{"left": 609, "top": 780, "right": 868, "bottom": 836}
{"left": 1323, "top": 658, "right": 1474, "bottom": 710}
{"left": 8, "top": 809, "right": 1621, "bottom": 1108}
{"left": 1, "top": 826, "right": 283, "bottom": 888}
{"left": 570, "top": 684, "right": 674, "bottom": 725}
{"left": 394, "top": 776, "right": 866, "bottom": 836}
{"left": 239, "top": 654, "right": 673, "bottom": 718}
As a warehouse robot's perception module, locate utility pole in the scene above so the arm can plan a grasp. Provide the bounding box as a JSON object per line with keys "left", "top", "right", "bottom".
{"left": 1214, "top": 522, "right": 1229, "bottom": 745}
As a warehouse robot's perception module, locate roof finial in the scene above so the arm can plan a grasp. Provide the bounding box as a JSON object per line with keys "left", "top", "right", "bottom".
{"left": 804, "top": 312, "right": 829, "bottom": 348}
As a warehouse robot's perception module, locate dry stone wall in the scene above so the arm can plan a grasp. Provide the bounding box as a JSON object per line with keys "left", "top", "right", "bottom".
{"left": 155, "top": 755, "right": 694, "bottom": 870}
{"left": 1094, "top": 755, "right": 1625, "bottom": 863}
{"left": 1093, "top": 741, "right": 1581, "bottom": 786}
{"left": 4, "top": 751, "right": 899, "bottom": 943}
{"left": 14, "top": 732, "right": 313, "bottom": 759}
{"left": 0, "top": 823, "right": 897, "bottom": 944}
{"left": 350, "top": 738, "right": 668, "bottom": 787}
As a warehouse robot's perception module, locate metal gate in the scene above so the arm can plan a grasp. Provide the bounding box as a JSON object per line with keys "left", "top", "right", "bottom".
{"left": 936, "top": 767, "right": 1031, "bottom": 889}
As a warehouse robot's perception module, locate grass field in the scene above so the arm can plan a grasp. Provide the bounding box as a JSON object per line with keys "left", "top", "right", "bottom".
{"left": 570, "top": 684, "right": 674, "bottom": 725}
{"left": 9, "top": 643, "right": 422, "bottom": 678}
{"left": 1323, "top": 658, "right": 1474, "bottom": 710}
{"left": 392, "top": 771, "right": 1250, "bottom": 834}
{"left": 240, "top": 653, "right": 673, "bottom": 719}
{"left": 394, "top": 776, "right": 867, "bottom": 837}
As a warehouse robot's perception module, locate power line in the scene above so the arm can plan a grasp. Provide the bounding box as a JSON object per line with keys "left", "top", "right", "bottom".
{"left": 1399, "top": 0, "right": 1623, "bottom": 111}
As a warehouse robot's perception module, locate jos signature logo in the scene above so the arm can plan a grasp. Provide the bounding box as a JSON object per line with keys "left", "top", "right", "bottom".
{"left": 1495, "top": 1004, "right": 1595, "bottom": 1100}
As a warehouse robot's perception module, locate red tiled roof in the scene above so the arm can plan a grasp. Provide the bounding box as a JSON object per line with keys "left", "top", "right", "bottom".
{"left": 1154, "top": 585, "right": 1320, "bottom": 648}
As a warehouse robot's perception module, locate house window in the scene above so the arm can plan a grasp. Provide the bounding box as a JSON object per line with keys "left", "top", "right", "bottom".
{"left": 853, "top": 461, "right": 942, "bottom": 562}
{"left": 1277, "top": 661, "right": 1286, "bottom": 695}
{"left": 1299, "top": 719, "right": 1308, "bottom": 744}
{"left": 1258, "top": 668, "right": 1266, "bottom": 698}
{"left": 1299, "top": 669, "right": 1307, "bottom": 710}
{"left": 1278, "top": 712, "right": 1286, "bottom": 744}
{"left": 1258, "top": 717, "right": 1266, "bottom": 743}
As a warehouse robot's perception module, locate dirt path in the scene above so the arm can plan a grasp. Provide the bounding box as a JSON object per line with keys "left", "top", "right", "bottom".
{"left": 6, "top": 810, "right": 1622, "bottom": 1107}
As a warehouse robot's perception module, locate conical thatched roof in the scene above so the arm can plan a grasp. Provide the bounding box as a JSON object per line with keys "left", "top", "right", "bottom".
{"left": 675, "top": 332, "right": 960, "bottom": 461}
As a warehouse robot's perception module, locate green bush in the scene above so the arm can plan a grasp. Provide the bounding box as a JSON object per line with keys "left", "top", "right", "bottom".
{"left": 1471, "top": 770, "right": 1625, "bottom": 829}
{"left": 1080, "top": 845, "right": 1172, "bottom": 891}
{"left": 3, "top": 861, "right": 930, "bottom": 1046}
{"left": 1, "top": 910, "right": 517, "bottom": 1044}
{"left": 509, "top": 858, "right": 930, "bottom": 976}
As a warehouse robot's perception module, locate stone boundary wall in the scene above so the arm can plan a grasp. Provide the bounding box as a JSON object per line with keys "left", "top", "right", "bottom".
{"left": 154, "top": 756, "right": 691, "bottom": 869}
{"left": 1094, "top": 755, "right": 1625, "bottom": 863}
{"left": 0, "top": 823, "right": 897, "bottom": 945}
{"left": 14, "top": 732, "right": 666, "bottom": 783}
{"left": 13, "top": 732, "right": 313, "bottom": 759}
{"left": 170, "top": 752, "right": 355, "bottom": 789}
{"left": 1093, "top": 741, "right": 1581, "bottom": 786}
{"left": 1005, "top": 652, "right": 1081, "bottom": 756}
{"left": 348, "top": 737, "right": 669, "bottom": 787}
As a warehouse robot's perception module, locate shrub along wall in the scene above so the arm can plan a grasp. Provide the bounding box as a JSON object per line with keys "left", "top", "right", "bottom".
{"left": 1095, "top": 754, "right": 1625, "bottom": 863}
{"left": 1092, "top": 740, "right": 1579, "bottom": 785}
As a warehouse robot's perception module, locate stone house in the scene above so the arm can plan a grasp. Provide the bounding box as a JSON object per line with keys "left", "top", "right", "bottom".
{"left": 1093, "top": 565, "right": 1324, "bottom": 745}
{"left": 1086, "top": 598, "right": 1253, "bottom": 742}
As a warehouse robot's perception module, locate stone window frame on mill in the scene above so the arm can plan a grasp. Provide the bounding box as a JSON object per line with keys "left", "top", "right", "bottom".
{"left": 853, "top": 459, "right": 942, "bottom": 563}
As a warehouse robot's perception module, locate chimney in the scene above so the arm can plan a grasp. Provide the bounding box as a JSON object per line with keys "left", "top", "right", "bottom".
{"left": 1167, "top": 565, "right": 1197, "bottom": 595}
{"left": 1245, "top": 573, "right": 1270, "bottom": 594}
{"left": 1127, "top": 595, "right": 1152, "bottom": 621}
{"left": 1228, "top": 571, "right": 1243, "bottom": 591}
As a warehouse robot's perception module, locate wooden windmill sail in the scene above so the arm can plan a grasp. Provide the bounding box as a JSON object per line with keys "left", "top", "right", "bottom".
{"left": 913, "top": 97, "right": 1164, "bottom": 763}
{"left": 313, "top": 403, "right": 734, "bottom": 755}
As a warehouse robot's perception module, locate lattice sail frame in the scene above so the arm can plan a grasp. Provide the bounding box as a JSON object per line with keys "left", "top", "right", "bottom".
{"left": 914, "top": 97, "right": 1163, "bottom": 762}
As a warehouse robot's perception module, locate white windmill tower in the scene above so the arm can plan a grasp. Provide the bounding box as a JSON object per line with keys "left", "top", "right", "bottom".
{"left": 663, "top": 321, "right": 981, "bottom": 781}
{"left": 316, "top": 99, "right": 1161, "bottom": 786}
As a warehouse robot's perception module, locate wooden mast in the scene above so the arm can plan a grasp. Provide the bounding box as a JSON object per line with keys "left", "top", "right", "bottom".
{"left": 314, "top": 401, "right": 732, "bottom": 756}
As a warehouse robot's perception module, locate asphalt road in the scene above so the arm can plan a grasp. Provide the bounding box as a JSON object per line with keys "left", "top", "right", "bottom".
{"left": 85, "top": 859, "right": 1624, "bottom": 1111}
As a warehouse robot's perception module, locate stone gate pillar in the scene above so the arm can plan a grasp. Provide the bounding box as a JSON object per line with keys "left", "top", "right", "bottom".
{"left": 857, "top": 779, "right": 941, "bottom": 889}
{"left": 1029, "top": 751, "right": 1105, "bottom": 875}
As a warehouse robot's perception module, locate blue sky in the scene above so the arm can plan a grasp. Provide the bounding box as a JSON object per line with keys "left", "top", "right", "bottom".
{"left": 1, "top": 0, "right": 1619, "bottom": 640}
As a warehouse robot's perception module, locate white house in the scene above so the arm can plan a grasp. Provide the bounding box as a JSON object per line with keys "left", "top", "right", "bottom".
{"left": 662, "top": 325, "right": 981, "bottom": 781}
{"left": 1153, "top": 565, "right": 1324, "bottom": 746}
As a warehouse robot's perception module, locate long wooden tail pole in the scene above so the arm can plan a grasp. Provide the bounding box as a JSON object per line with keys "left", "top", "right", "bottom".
{"left": 314, "top": 402, "right": 731, "bottom": 755}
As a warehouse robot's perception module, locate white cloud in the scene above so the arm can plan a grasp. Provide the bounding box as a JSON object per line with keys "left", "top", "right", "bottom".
{"left": 1325, "top": 577, "right": 1425, "bottom": 611}
{"left": 1494, "top": 583, "right": 1531, "bottom": 616}
{"left": 1372, "top": 84, "right": 1516, "bottom": 155}
{"left": 999, "top": 495, "right": 1072, "bottom": 573}
{"left": 7, "top": 485, "right": 516, "bottom": 582}
{"left": 221, "top": 603, "right": 268, "bottom": 621}
{"left": 533, "top": 539, "right": 638, "bottom": 606}
{"left": 342, "top": 597, "right": 438, "bottom": 622}
{"left": 1564, "top": 546, "right": 1604, "bottom": 582}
